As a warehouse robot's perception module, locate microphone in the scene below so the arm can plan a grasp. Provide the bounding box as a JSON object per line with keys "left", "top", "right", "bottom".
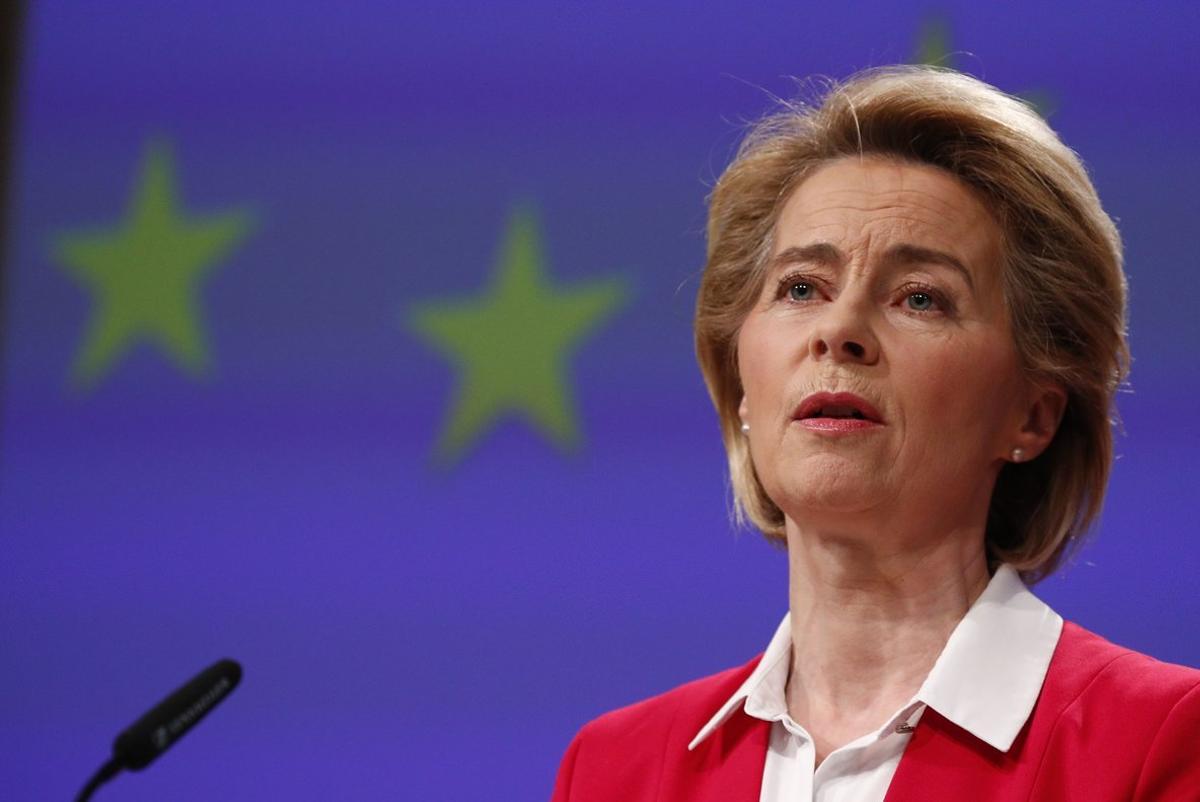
{"left": 76, "top": 658, "right": 243, "bottom": 802}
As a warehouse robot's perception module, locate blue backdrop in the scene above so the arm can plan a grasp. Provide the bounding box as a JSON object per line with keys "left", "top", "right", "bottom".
{"left": 2, "top": 3, "right": 1198, "bottom": 800}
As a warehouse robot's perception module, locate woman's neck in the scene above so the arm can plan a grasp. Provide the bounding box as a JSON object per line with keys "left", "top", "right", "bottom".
{"left": 783, "top": 520, "right": 991, "bottom": 763}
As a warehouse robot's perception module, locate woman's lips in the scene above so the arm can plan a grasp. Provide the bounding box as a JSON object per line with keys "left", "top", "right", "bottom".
{"left": 794, "top": 417, "right": 882, "bottom": 434}
{"left": 793, "top": 392, "right": 884, "bottom": 420}
{"left": 791, "top": 391, "right": 885, "bottom": 435}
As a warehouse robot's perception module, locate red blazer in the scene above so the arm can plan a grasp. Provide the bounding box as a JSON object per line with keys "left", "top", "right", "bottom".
{"left": 551, "top": 622, "right": 1200, "bottom": 801}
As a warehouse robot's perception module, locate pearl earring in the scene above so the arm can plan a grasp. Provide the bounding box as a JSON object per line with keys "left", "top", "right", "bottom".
{"left": 1011, "top": 447, "right": 1025, "bottom": 462}
{"left": 741, "top": 422, "right": 750, "bottom": 434}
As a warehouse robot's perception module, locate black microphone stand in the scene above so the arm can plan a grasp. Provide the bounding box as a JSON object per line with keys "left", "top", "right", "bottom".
{"left": 75, "top": 757, "right": 121, "bottom": 802}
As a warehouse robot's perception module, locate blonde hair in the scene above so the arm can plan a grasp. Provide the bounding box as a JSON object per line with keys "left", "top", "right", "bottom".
{"left": 695, "top": 66, "right": 1128, "bottom": 582}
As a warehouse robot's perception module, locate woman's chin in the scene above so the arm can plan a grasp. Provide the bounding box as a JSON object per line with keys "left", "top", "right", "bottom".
{"left": 770, "top": 474, "right": 889, "bottom": 520}
{"left": 769, "top": 454, "right": 888, "bottom": 507}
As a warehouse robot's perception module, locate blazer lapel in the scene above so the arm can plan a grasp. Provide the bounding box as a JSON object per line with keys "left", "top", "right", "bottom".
{"left": 883, "top": 708, "right": 1020, "bottom": 801}
{"left": 663, "top": 710, "right": 770, "bottom": 802}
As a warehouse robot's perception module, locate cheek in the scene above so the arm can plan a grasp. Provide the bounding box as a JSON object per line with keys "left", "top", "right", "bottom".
{"left": 735, "top": 317, "right": 781, "bottom": 415}
{"left": 897, "top": 339, "right": 1020, "bottom": 447}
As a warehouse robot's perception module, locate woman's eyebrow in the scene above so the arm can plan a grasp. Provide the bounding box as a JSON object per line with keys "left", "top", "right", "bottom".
{"left": 770, "top": 243, "right": 842, "bottom": 271}
{"left": 770, "top": 242, "right": 976, "bottom": 291}
{"left": 883, "top": 243, "right": 976, "bottom": 291}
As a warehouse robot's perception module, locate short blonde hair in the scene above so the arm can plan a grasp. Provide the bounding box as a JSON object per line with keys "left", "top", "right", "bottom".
{"left": 695, "top": 66, "right": 1128, "bottom": 582}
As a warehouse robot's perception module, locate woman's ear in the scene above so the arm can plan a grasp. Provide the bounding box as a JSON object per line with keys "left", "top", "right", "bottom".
{"left": 1011, "top": 382, "right": 1067, "bottom": 461}
{"left": 737, "top": 395, "right": 752, "bottom": 435}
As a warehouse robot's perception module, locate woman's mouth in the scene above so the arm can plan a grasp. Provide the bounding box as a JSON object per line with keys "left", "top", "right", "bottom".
{"left": 792, "top": 392, "right": 884, "bottom": 434}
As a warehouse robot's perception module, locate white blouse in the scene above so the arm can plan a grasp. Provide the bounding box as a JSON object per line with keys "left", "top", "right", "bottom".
{"left": 687, "top": 565, "right": 1064, "bottom": 802}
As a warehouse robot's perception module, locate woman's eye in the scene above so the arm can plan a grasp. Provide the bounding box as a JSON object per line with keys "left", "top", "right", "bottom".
{"left": 906, "top": 291, "right": 935, "bottom": 311}
{"left": 788, "top": 282, "right": 814, "bottom": 302}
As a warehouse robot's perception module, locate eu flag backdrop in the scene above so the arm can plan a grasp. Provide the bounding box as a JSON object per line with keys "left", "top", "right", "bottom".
{"left": 2, "top": 3, "right": 1198, "bottom": 799}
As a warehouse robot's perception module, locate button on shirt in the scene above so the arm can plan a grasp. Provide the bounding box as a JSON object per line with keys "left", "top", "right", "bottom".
{"left": 687, "top": 565, "right": 1064, "bottom": 802}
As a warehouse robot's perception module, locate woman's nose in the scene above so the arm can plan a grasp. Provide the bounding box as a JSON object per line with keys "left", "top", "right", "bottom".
{"left": 808, "top": 299, "right": 880, "bottom": 364}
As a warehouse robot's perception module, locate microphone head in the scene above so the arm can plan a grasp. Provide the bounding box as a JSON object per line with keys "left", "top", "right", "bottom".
{"left": 112, "top": 658, "right": 242, "bottom": 770}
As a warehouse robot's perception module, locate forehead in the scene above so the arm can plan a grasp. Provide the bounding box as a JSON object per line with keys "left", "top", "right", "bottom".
{"left": 773, "top": 156, "right": 1003, "bottom": 272}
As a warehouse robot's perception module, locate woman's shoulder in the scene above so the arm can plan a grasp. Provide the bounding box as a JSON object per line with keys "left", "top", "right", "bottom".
{"left": 576, "top": 654, "right": 761, "bottom": 745}
{"left": 1015, "top": 621, "right": 1200, "bottom": 799}
{"left": 551, "top": 655, "right": 763, "bottom": 802}
{"left": 1048, "top": 620, "right": 1200, "bottom": 706}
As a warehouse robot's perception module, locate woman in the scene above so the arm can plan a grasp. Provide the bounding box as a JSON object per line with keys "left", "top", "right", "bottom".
{"left": 551, "top": 66, "right": 1200, "bottom": 801}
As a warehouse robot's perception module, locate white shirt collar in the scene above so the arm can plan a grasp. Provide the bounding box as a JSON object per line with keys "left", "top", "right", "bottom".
{"left": 688, "top": 564, "right": 1063, "bottom": 753}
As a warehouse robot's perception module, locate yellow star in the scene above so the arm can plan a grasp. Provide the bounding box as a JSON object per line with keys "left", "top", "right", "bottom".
{"left": 408, "top": 206, "right": 628, "bottom": 466}
{"left": 914, "top": 15, "right": 955, "bottom": 67}
{"left": 912, "top": 15, "right": 1057, "bottom": 117}
{"left": 53, "top": 140, "right": 253, "bottom": 389}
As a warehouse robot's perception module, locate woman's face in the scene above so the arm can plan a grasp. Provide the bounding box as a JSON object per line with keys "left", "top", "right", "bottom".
{"left": 736, "top": 156, "right": 1058, "bottom": 535}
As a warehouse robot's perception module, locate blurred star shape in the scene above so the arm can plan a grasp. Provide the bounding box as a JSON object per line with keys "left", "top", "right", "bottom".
{"left": 409, "top": 206, "right": 628, "bottom": 467}
{"left": 53, "top": 140, "right": 254, "bottom": 390}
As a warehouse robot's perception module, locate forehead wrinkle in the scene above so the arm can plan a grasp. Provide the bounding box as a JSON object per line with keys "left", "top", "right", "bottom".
{"left": 787, "top": 201, "right": 974, "bottom": 234}
{"left": 778, "top": 215, "right": 965, "bottom": 260}
{"left": 788, "top": 161, "right": 992, "bottom": 228}
{"left": 780, "top": 202, "right": 987, "bottom": 269}
{"left": 774, "top": 158, "right": 1004, "bottom": 295}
